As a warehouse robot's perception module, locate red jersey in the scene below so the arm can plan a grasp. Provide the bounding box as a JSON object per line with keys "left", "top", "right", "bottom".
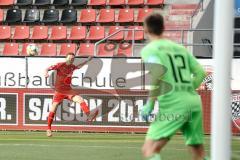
{"left": 47, "top": 62, "right": 78, "bottom": 91}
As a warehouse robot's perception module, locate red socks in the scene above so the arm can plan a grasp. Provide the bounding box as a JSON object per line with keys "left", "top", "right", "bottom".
{"left": 47, "top": 102, "right": 89, "bottom": 130}
{"left": 47, "top": 112, "right": 55, "bottom": 130}
{"left": 80, "top": 101, "right": 90, "bottom": 115}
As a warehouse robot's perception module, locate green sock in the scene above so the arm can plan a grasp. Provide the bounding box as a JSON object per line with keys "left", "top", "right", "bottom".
{"left": 147, "top": 154, "right": 161, "bottom": 160}
{"left": 203, "top": 157, "right": 210, "bottom": 160}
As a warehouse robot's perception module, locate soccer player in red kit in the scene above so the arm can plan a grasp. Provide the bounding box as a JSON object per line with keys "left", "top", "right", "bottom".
{"left": 44, "top": 53, "right": 98, "bottom": 137}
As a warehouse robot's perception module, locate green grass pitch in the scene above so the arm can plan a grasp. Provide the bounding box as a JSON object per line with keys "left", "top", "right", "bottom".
{"left": 0, "top": 131, "right": 239, "bottom": 160}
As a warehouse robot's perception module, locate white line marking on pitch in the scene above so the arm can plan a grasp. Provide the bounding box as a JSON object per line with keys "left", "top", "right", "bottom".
{"left": 0, "top": 144, "right": 239, "bottom": 153}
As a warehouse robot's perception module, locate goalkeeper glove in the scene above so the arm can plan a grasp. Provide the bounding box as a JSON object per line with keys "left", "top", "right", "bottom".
{"left": 140, "top": 100, "right": 155, "bottom": 121}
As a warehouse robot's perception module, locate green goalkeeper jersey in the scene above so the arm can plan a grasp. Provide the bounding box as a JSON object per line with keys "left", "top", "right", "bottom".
{"left": 141, "top": 39, "right": 206, "bottom": 112}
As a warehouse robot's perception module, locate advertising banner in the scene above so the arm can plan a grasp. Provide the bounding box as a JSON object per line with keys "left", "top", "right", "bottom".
{"left": 0, "top": 93, "right": 18, "bottom": 125}
{"left": 24, "top": 94, "right": 159, "bottom": 127}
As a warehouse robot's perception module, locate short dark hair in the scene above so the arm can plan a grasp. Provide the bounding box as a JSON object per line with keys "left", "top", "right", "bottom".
{"left": 144, "top": 13, "right": 164, "bottom": 36}
{"left": 66, "top": 52, "right": 75, "bottom": 57}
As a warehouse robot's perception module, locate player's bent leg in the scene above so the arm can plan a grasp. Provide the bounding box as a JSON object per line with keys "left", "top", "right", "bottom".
{"left": 188, "top": 144, "right": 205, "bottom": 160}
{"left": 182, "top": 110, "right": 206, "bottom": 160}
{"left": 142, "top": 138, "right": 168, "bottom": 159}
{"left": 72, "top": 95, "right": 99, "bottom": 122}
{"left": 47, "top": 102, "right": 60, "bottom": 137}
{"left": 72, "top": 95, "right": 90, "bottom": 114}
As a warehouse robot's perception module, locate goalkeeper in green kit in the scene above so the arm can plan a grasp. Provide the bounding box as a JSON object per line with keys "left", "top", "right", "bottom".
{"left": 140, "top": 13, "right": 209, "bottom": 160}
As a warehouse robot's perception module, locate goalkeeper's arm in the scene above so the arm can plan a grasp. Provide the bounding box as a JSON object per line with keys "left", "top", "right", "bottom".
{"left": 192, "top": 65, "right": 207, "bottom": 89}
{"left": 141, "top": 98, "right": 156, "bottom": 121}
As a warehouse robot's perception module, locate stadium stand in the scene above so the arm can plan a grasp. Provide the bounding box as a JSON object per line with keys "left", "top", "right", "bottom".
{"left": 125, "top": 26, "right": 144, "bottom": 41}
{"left": 59, "top": 43, "right": 77, "bottom": 56}
{"left": 0, "top": 9, "right": 3, "bottom": 22}
{"left": 88, "top": 0, "right": 106, "bottom": 6}
{"left": 31, "top": 25, "right": 48, "bottom": 40}
{"left": 0, "top": 25, "right": 11, "bottom": 40}
{"left": 16, "top": 0, "right": 33, "bottom": 6}
{"left": 12, "top": 25, "right": 30, "bottom": 40}
{"left": 71, "top": 0, "right": 87, "bottom": 6}
{"left": 41, "top": 9, "right": 59, "bottom": 23}
{"left": 108, "top": 26, "right": 124, "bottom": 41}
{"left": 97, "top": 9, "right": 115, "bottom": 23}
{"left": 2, "top": 43, "right": 19, "bottom": 55}
{"left": 145, "top": 0, "right": 164, "bottom": 6}
{"left": 78, "top": 43, "right": 94, "bottom": 56}
{"left": 128, "top": 0, "right": 144, "bottom": 6}
{"left": 23, "top": 9, "right": 40, "bottom": 23}
{"left": 117, "top": 43, "right": 132, "bottom": 57}
{"left": 53, "top": 0, "right": 69, "bottom": 6}
{"left": 68, "top": 26, "right": 87, "bottom": 40}
{"left": 5, "top": 9, "right": 22, "bottom": 23}
{"left": 135, "top": 8, "right": 153, "bottom": 23}
{"left": 34, "top": 0, "right": 50, "bottom": 6}
{"left": 21, "top": 43, "right": 30, "bottom": 56}
{"left": 40, "top": 43, "right": 57, "bottom": 56}
{"left": 171, "top": 4, "right": 199, "bottom": 10}
{"left": 87, "top": 26, "right": 105, "bottom": 41}
{"left": 108, "top": 0, "right": 125, "bottom": 6}
{"left": 0, "top": 0, "right": 14, "bottom": 6}
{"left": 98, "top": 43, "right": 115, "bottom": 56}
{"left": 79, "top": 9, "right": 96, "bottom": 23}
{"left": 60, "top": 9, "right": 77, "bottom": 24}
{"left": 0, "top": 0, "right": 198, "bottom": 56}
{"left": 116, "top": 9, "right": 134, "bottom": 23}
{"left": 49, "top": 26, "right": 67, "bottom": 40}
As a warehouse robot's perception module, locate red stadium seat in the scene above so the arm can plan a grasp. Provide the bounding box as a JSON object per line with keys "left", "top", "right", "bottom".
{"left": 79, "top": 9, "right": 96, "bottom": 23}
{"left": 40, "top": 43, "right": 57, "bottom": 56}
{"left": 116, "top": 9, "right": 134, "bottom": 23}
{"left": 108, "top": 0, "right": 124, "bottom": 6}
{"left": 78, "top": 43, "right": 94, "bottom": 56}
{"left": 163, "top": 31, "right": 188, "bottom": 43}
{"left": 87, "top": 26, "right": 105, "bottom": 41}
{"left": 165, "top": 21, "right": 190, "bottom": 29}
{"left": 108, "top": 26, "right": 124, "bottom": 41}
{"left": 0, "top": 26, "right": 11, "bottom": 40}
{"left": 59, "top": 43, "right": 77, "bottom": 56}
{"left": 97, "top": 9, "right": 115, "bottom": 23}
{"left": 125, "top": 26, "right": 144, "bottom": 40}
{"left": 2, "top": 43, "right": 19, "bottom": 56}
{"left": 31, "top": 26, "right": 48, "bottom": 40}
{"left": 68, "top": 26, "right": 86, "bottom": 40}
{"left": 98, "top": 43, "right": 115, "bottom": 57}
{"left": 49, "top": 26, "right": 67, "bottom": 40}
{"left": 145, "top": 0, "right": 164, "bottom": 6}
{"left": 21, "top": 43, "right": 31, "bottom": 56}
{"left": 169, "top": 10, "right": 195, "bottom": 15}
{"left": 0, "top": 0, "right": 14, "bottom": 6}
{"left": 88, "top": 0, "right": 106, "bottom": 6}
{"left": 0, "top": 9, "right": 4, "bottom": 22}
{"left": 135, "top": 9, "right": 153, "bottom": 23}
{"left": 117, "top": 43, "right": 132, "bottom": 57}
{"left": 13, "top": 25, "right": 30, "bottom": 40}
{"left": 128, "top": 0, "right": 144, "bottom": 6}
{"left": 171, "top": 4, "right": 198, "bottom": 10}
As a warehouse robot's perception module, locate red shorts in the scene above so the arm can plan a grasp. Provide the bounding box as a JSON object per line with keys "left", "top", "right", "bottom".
{"left": 52, "top": 92, "right": 76, "bottom": 103}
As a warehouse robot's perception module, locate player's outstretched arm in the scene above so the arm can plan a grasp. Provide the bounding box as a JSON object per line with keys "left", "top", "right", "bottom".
{"left": 192, "top": 66, "right": 207, "bottom": 89}
{"left": 76, "top": 56, "right": 93, "bottom": 68}
{"left": 44, "top": 63, "right": 61, "bottom": 78}
{"left": 44, "top": 69, "right": 49, "bottom": 78}
{"left": 188, "top": 53, "right": 207, "bottom": 89}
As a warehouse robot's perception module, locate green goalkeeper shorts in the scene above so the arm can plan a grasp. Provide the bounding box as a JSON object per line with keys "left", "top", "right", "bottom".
{"left": 146, "top": 109, "right": 204, "bottom": 145}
